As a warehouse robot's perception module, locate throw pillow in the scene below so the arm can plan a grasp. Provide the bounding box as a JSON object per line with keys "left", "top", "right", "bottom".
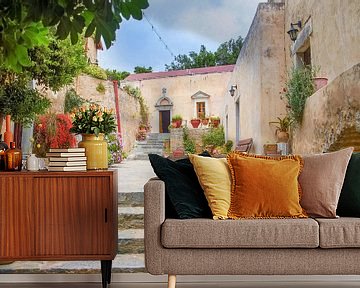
{"left": 148, "top": 153, "right": 212, "bottom": 219}
{"left": 337, "top": 153, "right": 360, "bottom": 217}
{"left": 189, "top": 154, "right": 232, "bottom": 219}
{"left": 227, "top": 152, "right": 307, "bottom": 219}
{"left": 299, "top": 147, "right": 354, "bottom": 218}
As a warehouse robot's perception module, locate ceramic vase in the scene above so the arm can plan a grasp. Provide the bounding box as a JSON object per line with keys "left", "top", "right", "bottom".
{"left": 4, "top": 115, "right": 13, "bottom": 147}
{"left": 79, "top": 133, "right": 108, "bottom": 169}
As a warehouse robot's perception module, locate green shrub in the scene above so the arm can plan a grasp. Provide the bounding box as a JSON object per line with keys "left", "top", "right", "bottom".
{"left": 64, "top": 89, "right": 86, "bottom": 113}
{"left": 83, "top": 64, "right": 107, "bottom": 80}
{"left": 183, "top": 127, "right": 196, "bottom": 154}
{"left": 96, "top": 82, "right": 106, "bottom": 94}
{"left": 172, "top": 114, "right": 182, "bottom": 121}
{"left": 284, "top": 66, "right": 315, "bottom": 126}
{"left": 225, "top": 140, "right": 233, "bottom": 152}
{"left": 202, "top": 126, "right": 225, "bottom": 147}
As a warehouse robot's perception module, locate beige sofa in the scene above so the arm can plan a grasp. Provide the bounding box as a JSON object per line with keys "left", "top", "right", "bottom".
{"left": 144, "top": 178, "right": 360, "bottom": 288}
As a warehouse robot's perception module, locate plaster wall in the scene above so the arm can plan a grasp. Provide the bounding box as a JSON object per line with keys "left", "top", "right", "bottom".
{"left": 224, "top": 3, "right": 286, "bottom": 154}
{"left": 285, "top": 0, "right": 360, "bottom": 81}
{"left": 292, "top": 63, "right": 360, "bottom": 154}
{"left": 123, "top": 71, "right": 232, "bottom": 133}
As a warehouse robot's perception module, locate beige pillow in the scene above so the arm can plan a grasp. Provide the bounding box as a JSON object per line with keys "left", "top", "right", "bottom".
{"left": 299, "top": 147, "right": 353, "bottom": 218}
{"left": 189, "top": 154, "right": 231, "bottom": 219}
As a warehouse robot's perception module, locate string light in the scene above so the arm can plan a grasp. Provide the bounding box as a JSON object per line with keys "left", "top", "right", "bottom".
{"left": 142, "top": 12, "right": 176, "bottom": 59}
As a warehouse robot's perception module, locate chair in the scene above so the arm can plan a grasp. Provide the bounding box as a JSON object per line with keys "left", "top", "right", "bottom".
{"left": 235, "top": 138, "right": 253, "bottom": 153}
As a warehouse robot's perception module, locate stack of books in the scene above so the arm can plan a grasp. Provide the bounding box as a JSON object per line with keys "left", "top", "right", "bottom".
{"left": 46, "top": 148, "right": 87, "bottom": 171}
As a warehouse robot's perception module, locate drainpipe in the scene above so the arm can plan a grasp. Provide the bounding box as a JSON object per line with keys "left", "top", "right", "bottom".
{"left": 113, "top": 80, "right": 122, "bottom": 146}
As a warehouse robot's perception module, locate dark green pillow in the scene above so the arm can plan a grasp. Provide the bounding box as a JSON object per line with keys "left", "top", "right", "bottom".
{"left": 148, "top": 153, "right": 212, "bottom": 219}
{"left": 337, "top": 153, "right": 360, "bottom": 217}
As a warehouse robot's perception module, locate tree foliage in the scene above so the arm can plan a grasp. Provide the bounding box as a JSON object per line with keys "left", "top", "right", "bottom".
{"left": 134, "top": 66, "right": 152, "bottom": 74}
{"left": 0, "top": 0, "right": 149, "bottom": 71}
{"left": 165, "top": 36, "right": 243, "bottom": 71}
{"left": 105, "top": 69, "right": 130, "bottom": 81}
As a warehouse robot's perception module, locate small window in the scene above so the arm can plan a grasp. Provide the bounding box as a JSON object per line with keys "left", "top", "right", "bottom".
{"left": 302, "top": 47, "right": 311, "bottom": 66}
{"left": 196, "top": 102, "right": 206, "bottom": 118}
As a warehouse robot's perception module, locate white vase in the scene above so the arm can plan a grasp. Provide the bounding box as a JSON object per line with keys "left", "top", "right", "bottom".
{"left": 27, "top": 154, "right": 39, "bottom": 171}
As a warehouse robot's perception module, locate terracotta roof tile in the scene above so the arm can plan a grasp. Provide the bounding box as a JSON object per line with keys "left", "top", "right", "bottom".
{"left": 124, "top": 64, "right": 235, "bottom": 81}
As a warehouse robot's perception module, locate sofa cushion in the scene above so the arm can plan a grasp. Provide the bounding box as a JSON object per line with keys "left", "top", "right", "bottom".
{"left": 148, "top": 153, "right": 212, "bottom": 219}
{"left": 337, "top": 153, "right": 360, "bottom": 217}
{"left": 189, "top": 154, "right": 232, "bottom": 219}
{"left": 299, "top": 147, "right": 353, "bottom": 218}
{"left": 316, "top": 218, "right": 360, "bottom": 248}
{"left": 226, "top": 152, "right": 307, "bottom": 219}
{"left": 161, "top": 218, "right": 319, "bottom": 248}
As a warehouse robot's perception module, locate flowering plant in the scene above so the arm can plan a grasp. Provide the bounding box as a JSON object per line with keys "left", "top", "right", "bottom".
{"left": 32, "top": 113, "right": 77, "bottom": 157}
{"left": 70, "top": 103, "right": 116, "bottom": 136}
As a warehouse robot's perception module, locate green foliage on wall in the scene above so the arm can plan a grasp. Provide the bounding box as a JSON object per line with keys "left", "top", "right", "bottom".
{"left": 64, "top": 89, "right": 86, "bottom": 113}
{"left": 96, "top": 82, "right": 106, "bottom": 94}
{"left": 83, "top": 64, "right": 107, "bottom": 80}
{"left": 284, "top": 66, "right": 315, "bottom": 126}
{"left": 183, "top": 127, "right": 196, "bottom": 154}
{"left": 123, "top": 85, "right": 149, "bottom": 127}
{"left": 202, "top": 126, "right": 225, "bottom": 148}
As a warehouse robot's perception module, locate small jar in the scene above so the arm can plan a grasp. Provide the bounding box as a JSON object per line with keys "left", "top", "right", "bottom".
{"left": 5, "top": 142, "right": 22, "bottom": 171}
{"left": 27, "top": 154, "right": 39, "bottom": 171}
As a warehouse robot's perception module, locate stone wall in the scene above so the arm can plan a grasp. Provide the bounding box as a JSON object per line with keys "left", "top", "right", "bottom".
{"left": 292, "top": 63, "right": 360, "bottom": 153}
{"left": 170, "top": 127, "right": 212, "bottom": 154}
{"left": 223, "top": 3, "right": 286, "bottom": 154}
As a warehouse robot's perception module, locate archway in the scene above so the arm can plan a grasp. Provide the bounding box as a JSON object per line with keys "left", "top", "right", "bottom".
{"left": 155, "top": 88, "right": 173, "bottom": 133}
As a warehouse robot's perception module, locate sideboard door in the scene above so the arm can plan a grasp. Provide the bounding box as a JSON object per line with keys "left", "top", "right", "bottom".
{"left": 34, "top": 176, "right": 114, "bottom": 257}
{"left": 0, "top": 176, "right": 35, "bottom": 258}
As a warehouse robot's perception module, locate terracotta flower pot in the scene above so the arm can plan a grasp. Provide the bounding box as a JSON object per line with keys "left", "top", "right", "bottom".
{"left": 276, "top": 131, "right": 289, "bottom": 143}
{"left": 211, "top": 119, "right": 220, "bottom": 128}
{"left": 201, "top": 118, "right": 209, "bottom": 126}
{"left": 190, "top": 119, "right": 201, "bottom": 128}
{"left": 172, "top": 120, "right": 182, "bottom": 128}
{"left": 313, "top": 77, "right": 328, "bottom": 91}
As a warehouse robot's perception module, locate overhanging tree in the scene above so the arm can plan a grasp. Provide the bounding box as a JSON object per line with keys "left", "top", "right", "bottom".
{"left": 0, "top": 0, "right": 149, "bottom": 72}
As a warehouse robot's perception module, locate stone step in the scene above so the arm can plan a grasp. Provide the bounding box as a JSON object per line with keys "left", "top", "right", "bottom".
{"left": 118, "top": 229, "right": 144, "bottom": 254}
{"left": 0, "top": 254, "right": 145, "bottom": 274}
{"left": 135, "top": 143, "right": 164, "bottom": 148}
{"left": 118, "top": 207, "right": 144, "bottom": 230}
{"left": 134, "top": 147, "right": 164, "bottom": 152}
{"left": 118, "top": 192, "right": 144, "bottom": 207}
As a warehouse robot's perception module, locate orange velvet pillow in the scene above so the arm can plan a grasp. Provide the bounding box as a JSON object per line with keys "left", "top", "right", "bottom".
{"left": 227, "top": 152, "right": 307, "bottom": 219}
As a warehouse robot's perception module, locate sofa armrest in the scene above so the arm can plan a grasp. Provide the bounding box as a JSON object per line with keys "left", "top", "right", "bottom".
{"left": 144, "top": 178, "right": 165, "bottom": 275}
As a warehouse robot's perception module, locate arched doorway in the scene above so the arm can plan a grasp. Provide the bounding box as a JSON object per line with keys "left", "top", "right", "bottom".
{"left": 155, "top": 88, "right": 173, "bottom": 133}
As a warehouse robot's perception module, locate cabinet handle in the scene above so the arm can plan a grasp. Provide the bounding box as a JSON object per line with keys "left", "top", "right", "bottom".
{"left": 104, "top": 208, "right": 108, "bottom": 223}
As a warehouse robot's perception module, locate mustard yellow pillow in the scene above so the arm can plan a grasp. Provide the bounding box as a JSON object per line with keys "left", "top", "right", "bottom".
{"left": 189, "top": 154, "right": 231, "bottom": 219}
{"left": 227, "top": 152, "right": 307, "bottom": 219}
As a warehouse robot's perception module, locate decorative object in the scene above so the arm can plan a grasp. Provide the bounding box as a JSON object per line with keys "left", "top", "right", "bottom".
{"left": 148, "top": 152, "right": 212, "bottom": 219}
{"left": 229, "top": 84, "right": 237, "bottom": 97}
{"left": 79, "top": 133, "right": 108, "bottom": 169}
{"left": 70, "top": 104, "right": 116, "bottom": 169}
{"left": 227, "top": 152, "right": 306, "bottom": 219}
{"left": 299, "top": 147, "right": 353, "bottom": 218}
{"left": 26, "top": 153, "right": 39, "bottom": 171}
{"left": 269, "top": 115, "right": 292, "bottom": 143}
{"left": 190, "top": 118, "right": 201, "bottom": 128}
{"left": 0, "top": 134, "right": 9, "bottom": 171}
{"left": 189, "top": 154, "right": 231, "bottom": 220}
{"left": 287, "top": 20, "right": 302, "bottom": 41}
{"left": 171, "top": 114, "right": 182, "bottom": 128}
{"left": 5, "top": 142, "right": 22, "bottom": 171}
{"left": 313, "top": 77, "right": 328, "bottom": 91}
{"left": 263, "top": 143, "right": 279, "bottom": 156}
{"left": 4, "top": 115, "right": 13, "bottom": 147}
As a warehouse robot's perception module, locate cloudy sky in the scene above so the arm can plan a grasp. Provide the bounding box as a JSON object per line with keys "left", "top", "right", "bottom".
{"left": 98, "top": 0, "right": 262, "bottom": 73}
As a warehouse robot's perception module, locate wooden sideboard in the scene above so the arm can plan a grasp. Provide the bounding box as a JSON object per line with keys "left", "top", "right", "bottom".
{"left": 0, "top": 170, "right": 118, "bottom": 288}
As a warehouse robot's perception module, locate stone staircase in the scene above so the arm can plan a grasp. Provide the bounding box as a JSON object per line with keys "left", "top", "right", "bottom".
{"left": 128, "top": 133, "right": 170, "bottom": 160}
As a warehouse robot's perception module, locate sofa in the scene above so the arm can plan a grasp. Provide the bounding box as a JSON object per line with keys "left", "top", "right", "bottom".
{"left": 144, "top": 149, "right": 360, "bottom": 288}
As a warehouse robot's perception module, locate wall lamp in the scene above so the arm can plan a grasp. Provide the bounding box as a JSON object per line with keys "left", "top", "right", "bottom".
{"left": 229, "top": 85, "right": 237, "bottom": 97}
{"left": 287, "top": 21, "right": 302, "bottom": 42}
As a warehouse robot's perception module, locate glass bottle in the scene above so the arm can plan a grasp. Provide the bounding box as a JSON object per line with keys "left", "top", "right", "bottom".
{"left": 0, "top": 134, "right": 9, "bottom": 171}
{"left": 5, "top": 142, "right": 22, "bottom": 171}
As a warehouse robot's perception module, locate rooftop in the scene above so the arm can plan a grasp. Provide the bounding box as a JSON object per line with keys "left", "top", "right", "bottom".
{"left": 123, "top": 64, "right": 235, "bottom": 82}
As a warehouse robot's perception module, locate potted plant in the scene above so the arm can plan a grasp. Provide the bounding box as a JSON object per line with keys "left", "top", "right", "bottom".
{"left": 269, "top": 115, "right": 292, "bottom": 143}
{"left": 171, "top": 114, "right": 182, "bottom": 128}
{"left": 210, "top": 116, "right": 220, "bottom": 128}
{"left": 190, "top": 117, "right": 201, "bottom": 128}
{"left": 70, "top": 104, "right": 116, "bottom": 169}
{"left": 199, "top": 112, "right": 209, "bottom": 126}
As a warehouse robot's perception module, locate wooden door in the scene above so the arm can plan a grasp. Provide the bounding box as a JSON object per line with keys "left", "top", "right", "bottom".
{"left": 0, "top": 176, "right": 34, "bottom": 258}
{"left": 34, "top": 175, "right": 114, "bottom": 257}
{"left": 159, "top": 110, "right": 170, "bottom": 133}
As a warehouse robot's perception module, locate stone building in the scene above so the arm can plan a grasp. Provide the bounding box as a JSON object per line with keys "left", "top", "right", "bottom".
{"left": 121, "top": 65, "right": 234, "bottom": 133}
{"left": 224, "top": 0, "right": 360, "bottom": 154}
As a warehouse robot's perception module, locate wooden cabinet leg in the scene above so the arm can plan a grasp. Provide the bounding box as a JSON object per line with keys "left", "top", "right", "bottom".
{"left": 101, "top": 260, "right": 112, "bottom": 288}
{"left": 168, "top": 274, "right": 176, "bottom": 288}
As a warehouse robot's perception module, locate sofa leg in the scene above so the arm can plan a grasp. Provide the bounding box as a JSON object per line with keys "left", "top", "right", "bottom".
{"left": 167, "top": 274, "right": 176, "bottom": 288}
